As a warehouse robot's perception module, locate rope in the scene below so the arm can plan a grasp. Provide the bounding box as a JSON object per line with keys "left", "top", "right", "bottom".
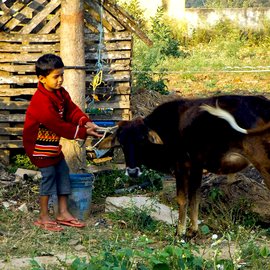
{"left": 225, "top": 65, "right": 270, "bottom": 69}
{"left": 85, "top": 125, "right": 118, "bottom": 150}
{"left": 132, "top": 66, "right": 270, "bottom": 75}
{"left": 90, "top": 0, "right": 104, "bottom": 92}
{"left": 91, "top": 70, "right": 103, "bottom": 92}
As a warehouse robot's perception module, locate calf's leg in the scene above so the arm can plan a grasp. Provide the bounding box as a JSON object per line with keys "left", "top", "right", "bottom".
{"left": 175, "top": 161, "right": 191, "bottom": 236}
{"left": 188, "top": 166, "right": 203, "bottom": 235}
{"left": 243, "top": 136, "right": 270, "bottom": 190}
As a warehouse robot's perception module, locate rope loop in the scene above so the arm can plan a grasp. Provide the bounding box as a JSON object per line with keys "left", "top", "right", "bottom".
{"left": 91, "top": 70, "right": 103, "bottom": 92}
{"left": 85, "top": 125, "right": 118, "bottom": 150}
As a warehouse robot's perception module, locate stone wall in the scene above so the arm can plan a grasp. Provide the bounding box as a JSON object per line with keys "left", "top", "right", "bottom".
{"left": 119, "top": 1, "right": 270, "bottom": 31}
{"left": 186, "top": 8, "right": 270, "bottom": 31}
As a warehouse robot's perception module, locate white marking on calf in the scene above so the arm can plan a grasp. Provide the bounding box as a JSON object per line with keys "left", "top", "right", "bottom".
{"left": 200, "top": 104, "right": 248, "bottom": 134}
{"left": 125, "top": 167, "right": 142, "bottom": 177}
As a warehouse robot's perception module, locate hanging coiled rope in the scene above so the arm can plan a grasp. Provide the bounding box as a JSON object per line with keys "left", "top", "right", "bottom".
{"left": 91, "top": 0, "right": 104, "bottom": 93}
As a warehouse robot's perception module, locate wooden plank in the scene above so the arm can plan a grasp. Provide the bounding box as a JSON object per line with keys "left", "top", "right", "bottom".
{"left": 4, "top": 0, "right": 49, "bottom": 31}
{"left": 103, "top": 40, "right": 131, "bottom": 51}
{"left": 86, "top": 50, "right": 131, "bottom": 60}
{"left": 0, "top": 98, "right": 130, "bottom": 110}
{"left": 0, "top": 53, "right": 47, "bottom": 63}
{"left": 84, "top": 19, "right": 99, "bottom": 33}
{"left": 86, "top": 71, "right": 131, "bottom": 83}
{"left": 0, "top": 95, "right": 11, "bottom": 163}
{"left": 86, "top": 83, "right": 130, "bottom": 95}
{"left": 0, "top": 60, "right": 130, "bottom": 73}
{"left": 87, "top": 100, "right": 130, "bottom": 109}
{"left": 38, "top": 9, "right": 60, "bottom": 34}
{"left": 84, "top": 1, "right": 113, "bottom": 32}
{"left": 0, "top": 140, "right": 23, "bottom": 148}
{"left": 90, "top": 113, "right": 130, "bottom": 121}
{"left": 0, "top": 50, "right": 128, "bottom": 63}
{"left": 0, "top": 64, "right": 35, "bottom": 72}
{"left": 0, "top": 3, "right": 10, "bottom": 15}
{"left": 84, "top": 40, "right": 132, "bottom": 52}
{"left": 0, "top": 127, "right": 23, "bottom": 136}
{"left": 103, "top": 9, "right": 126, "bottom": 32}
{"left": 89, "top": 108, "right": 130, "bottom": 117}
{"left": 87, "top": 93, "right": 130, "bottom": 102}
{"left": 0, "top": 114, "right": 25, "bottom": 122}
{"left": 0, "top": 83, "right": 130, "bottom": 96}
{"left": 0, "top": 43, "right": 59, "bottom": 53}
{"left": 0, "top": 100, "right": 29, "bottom": 110}
{"left": 84, "top": 31, "right": 132, "bottom": 42}
{"left": 20, "top": 0, "right": 61, "bottom": 34}
{"left": 85, "top": 0, "right": 125, "bottom": 31}
{"left": 0, "top": 74, "right": 37, "bottom": 84}
{"left": 0, "top": 87, "right": 36, "bottom": 96}
{"left": 101, "top": 0, "right": 153, "bottom": 46}
{"left": 0, "top": 32, "right": 60, "bottom": 42}
{"left": 85, "top": 61, "right": 131, "bottom": 72}
{"left": 0, "top": 2, "right": 25, "bottom": 27}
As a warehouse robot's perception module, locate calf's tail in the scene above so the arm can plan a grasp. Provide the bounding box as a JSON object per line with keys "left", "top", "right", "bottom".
{"left": 201, "top": 104, "right": 270, "bottom": 135}
{"left": 200, "top": 104, "right": 248, "bottom": 134}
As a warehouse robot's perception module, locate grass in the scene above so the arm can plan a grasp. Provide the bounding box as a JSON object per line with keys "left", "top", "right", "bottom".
{"left": 132, "top": 21, "right": 270, "bottom": 96}
{"left": 160, "top": 41, "right": 270, "bottom": 73}
{"left": 162, "top": 45, "right": 270, "bottom": 94}
{"left": 1, "top": 176, "right": 270, "bottom": 269}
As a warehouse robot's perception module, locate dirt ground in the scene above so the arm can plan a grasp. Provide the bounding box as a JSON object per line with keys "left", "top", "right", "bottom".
{"left": 1, "top": 73, "right": 270, "bottom": 269}
{"left": 165, "top": 72, "right": 270, "bottom": 98}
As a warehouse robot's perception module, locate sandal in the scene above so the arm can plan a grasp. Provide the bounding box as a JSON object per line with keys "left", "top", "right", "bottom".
{"left": 56, "top": 218, "right": 86, "bottom": 228}
{"left": 34, "top": 220, "right": 64, "bottom": 232}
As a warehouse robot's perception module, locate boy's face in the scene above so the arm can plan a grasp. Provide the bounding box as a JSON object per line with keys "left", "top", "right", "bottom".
{"left": 39, "top": 68, "right": 64, "bottom": 92}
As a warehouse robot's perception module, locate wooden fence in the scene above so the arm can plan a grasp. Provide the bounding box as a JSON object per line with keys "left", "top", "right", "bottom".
{"left": 0, "top": 0, "right": 150, "bottom": 164}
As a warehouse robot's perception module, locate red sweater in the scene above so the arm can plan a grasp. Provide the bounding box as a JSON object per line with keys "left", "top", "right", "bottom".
{"left": 23, "top": 82, "right": 91, "bottom": 168}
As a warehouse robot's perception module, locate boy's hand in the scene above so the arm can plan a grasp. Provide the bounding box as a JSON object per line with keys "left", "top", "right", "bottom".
{"left": 85, "top": 122, "right": 103, "bottom": 138}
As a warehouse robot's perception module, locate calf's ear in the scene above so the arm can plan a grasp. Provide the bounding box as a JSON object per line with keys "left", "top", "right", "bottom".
{"left": 98, "top": 133, "right": 120, "bottom": 149}
{"left": 148, "top": 130, "right": 163, "bottom": 144}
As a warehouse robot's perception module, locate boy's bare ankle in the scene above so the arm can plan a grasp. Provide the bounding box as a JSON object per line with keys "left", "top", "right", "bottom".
{"left": 57, "top": 210, "right": 74, "bottom": 220}
{"left": 39, "top": 215, "right": 52, "bottom": 222}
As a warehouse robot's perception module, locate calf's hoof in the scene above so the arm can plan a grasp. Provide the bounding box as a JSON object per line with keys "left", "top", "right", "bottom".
{"left": 175, "top": 227, "right": 199, "bottom": 242}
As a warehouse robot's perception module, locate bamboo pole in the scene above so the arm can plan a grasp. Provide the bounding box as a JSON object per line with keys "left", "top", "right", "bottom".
{"left": 60, "top": 0, "right": 86, "bottom": 173}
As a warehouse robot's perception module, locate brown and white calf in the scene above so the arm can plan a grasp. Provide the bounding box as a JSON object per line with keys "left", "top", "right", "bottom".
{"left": 98, "top": 95, "right": 270, "bottom": 236}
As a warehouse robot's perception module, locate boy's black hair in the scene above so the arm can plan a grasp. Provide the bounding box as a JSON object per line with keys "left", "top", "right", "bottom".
{"left": 36, "top": 54, "right": 64, "bottom": 77}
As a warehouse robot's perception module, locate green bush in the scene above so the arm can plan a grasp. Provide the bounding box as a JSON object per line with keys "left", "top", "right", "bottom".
{"left": 108, "top": 204, "right": 159, "bottom": 232}
{"left": 92, "top": 167, "right": 163, "bottom": 203}
{"left": 202, "top": 187, "right": 260, "bottom": 232}
{"left": 132, "top": 7, "right": 185, "bottom": 94}
{"left": 11, "top": 154, "right": 37, "bottom": 171}
{"left": 92, "top": 169, "right": 128, "bottom": 203}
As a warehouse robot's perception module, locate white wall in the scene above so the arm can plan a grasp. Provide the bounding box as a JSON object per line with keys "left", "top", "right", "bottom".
{"left": 167, "top": 0, "right": 186, "bottom": 20}
{"left": 185, "top": 8, "right": 270, "bottom": 31}
{"left": 119, "top": 1, "right": 270, "bottom": 31}
{"left": 119, "top": 0, "right": 186, "bottom": 20}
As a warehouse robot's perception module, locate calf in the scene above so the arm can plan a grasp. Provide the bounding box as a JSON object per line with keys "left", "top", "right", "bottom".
{"left": 98, "top": 95, "right": 270, "bottom": 236}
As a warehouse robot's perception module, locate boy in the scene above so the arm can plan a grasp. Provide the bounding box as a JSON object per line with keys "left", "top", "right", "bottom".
{"left": 23, "top": 54, "right": 102, "bottom": 231}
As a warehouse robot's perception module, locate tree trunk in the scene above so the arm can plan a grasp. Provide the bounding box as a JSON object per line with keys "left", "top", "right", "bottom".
{"left": 60, "top": 0, "right": 86, "bottom": 173}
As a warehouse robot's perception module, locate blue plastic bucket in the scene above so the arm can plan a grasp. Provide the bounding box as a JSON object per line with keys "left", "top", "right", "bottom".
{"left": 49, "top": 173, "right": 94, "bottom": 221}
{"left": 67, "top": 173, "right": 94, "bottom": 221}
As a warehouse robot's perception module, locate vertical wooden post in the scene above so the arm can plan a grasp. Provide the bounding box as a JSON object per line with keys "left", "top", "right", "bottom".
{"left": 60, "top": 0, "right": 86, "bottom": 173}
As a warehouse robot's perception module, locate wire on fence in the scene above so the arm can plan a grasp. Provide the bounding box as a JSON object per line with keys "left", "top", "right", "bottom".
{"left": 131, "top": 66, "right": 270, "bottom": 74}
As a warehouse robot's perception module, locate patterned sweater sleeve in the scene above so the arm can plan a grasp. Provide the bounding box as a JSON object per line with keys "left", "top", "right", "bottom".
{"left": 30, "top": 94, "right": 88, "bottom": 140}
{"left": 62, "top": 89, "right": 91, "bottom": 126}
